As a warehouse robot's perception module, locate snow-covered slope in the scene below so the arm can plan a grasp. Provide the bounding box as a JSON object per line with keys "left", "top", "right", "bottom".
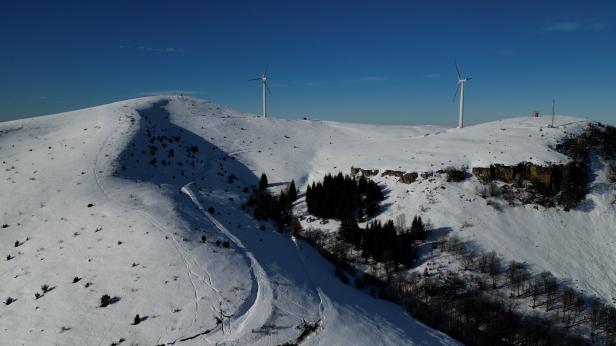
{"left": 1, "top": 95, "right": 613, "bottom": 345}
{"left": 167, "top": 97, "right": 615, "bottom": 303}
{"left": 0, "top": 96, "right": 458, "bottom": 345}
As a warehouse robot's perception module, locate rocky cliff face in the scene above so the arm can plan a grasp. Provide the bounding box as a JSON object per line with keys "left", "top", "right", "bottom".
{"left": 472, "top": 162, "right": 589, "bottom": 210}
{"left": 352, "top": 166, "right": 465, "bottom": 185}
{"left": 472, "top": 163, "right": 562, "bottom": 196}
{"left": 471, "top": 131, "right": 596, "bottom": 211}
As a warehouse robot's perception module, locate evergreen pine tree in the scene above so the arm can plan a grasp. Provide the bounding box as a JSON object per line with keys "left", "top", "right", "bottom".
{"left": 287, "top": 180, "right": 298, "bottom": 201}
{"left": 278, "top": 191, "right": 289, "bottom": 214}
{"left": 259, "top": 173, "right": 268, "bottom": 190}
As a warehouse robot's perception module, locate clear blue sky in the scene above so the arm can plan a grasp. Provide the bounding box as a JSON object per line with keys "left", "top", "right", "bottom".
{"left": 1, "top": 1, "right": 614, "bottom": 126}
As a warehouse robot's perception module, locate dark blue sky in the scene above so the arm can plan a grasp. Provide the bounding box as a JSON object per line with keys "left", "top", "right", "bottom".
{"left": 1, "top": 1, "right": 614, "bottom": 125}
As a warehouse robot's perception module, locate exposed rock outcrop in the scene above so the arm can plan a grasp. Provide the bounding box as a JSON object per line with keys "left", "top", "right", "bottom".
{"left": 350, "top": 166, "right": 379, "bottom": 177}
{"left": 472, "top": 161, "right": 587, "bottom": 210}
{"left": 381, "top": 170, "right": 418, "bottom": 184}
{"left": 472, "top": 163, "right": 562, "bottom": 195}
{"left": 351, "top": 167, "right": 420, "bottom": 184}
{"left": 420, "top": 171, "right": 433, "bottom": 179}
{"left": 400, "top": 172, "right": 418, "bottom": 184}
{"left": 437, "top": 167, "right": 467, "bottom": 182}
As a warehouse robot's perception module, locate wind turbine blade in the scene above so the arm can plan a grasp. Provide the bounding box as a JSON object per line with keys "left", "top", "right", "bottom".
{"left": 265, "top": 81, "right": 272, "bottom": 95}
{"left": 248, "top": 77, "right": 261, "bottom": 81}
{"left": 263, "top": 62, "right": 269, "bottom": 77}
{"left": 453, "top": 83, "right": 460, "bottom": 102}
{"left": 466, "top": 76, "right": 472, "bottom": 81}
{"left": 455, "top": 63, "right": 461, "bottom": 80}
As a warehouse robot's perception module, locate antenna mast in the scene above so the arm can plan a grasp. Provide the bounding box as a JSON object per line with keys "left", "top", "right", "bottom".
{"left": 551, "top": 99, "right": 555, "bottom": 127}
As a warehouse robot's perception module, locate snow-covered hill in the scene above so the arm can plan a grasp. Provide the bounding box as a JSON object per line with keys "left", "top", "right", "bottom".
{"left": 0, "top": 96, "right": 458, "bottom": 345}
{"left": 167, "top": 96, "right": 616, "bottom": 303}
{"left": 1, "top": 95, "right": 613, "bottom": 345}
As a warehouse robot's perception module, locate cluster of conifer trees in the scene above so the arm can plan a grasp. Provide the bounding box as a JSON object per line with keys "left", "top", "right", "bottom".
{"left": 338, "top": 216, "right": 426, "bottom": 267}
{"left": 305, "top": 172, "right": 383, "bottom": 220}
{"left": 245, "top": 174, "right": 298, "bottom": 231}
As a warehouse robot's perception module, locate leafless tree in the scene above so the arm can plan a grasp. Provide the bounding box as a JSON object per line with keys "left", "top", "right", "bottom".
{"left": 588, "top": 298, "right": 604, "bottom": 342}
{"left": 461, "top": 250, "right": 476, "bottom": 271}
{"left": 562, "top": 286, "right": 575, "bottom": 326}
{"left": 541, "top": 272, "right": 558, "bottom": 312}
{"left": 530, "top": 275, "right": 543, "bottom": 309}
{"left": 487, "top": 251, "right": 500, "bottom": 289}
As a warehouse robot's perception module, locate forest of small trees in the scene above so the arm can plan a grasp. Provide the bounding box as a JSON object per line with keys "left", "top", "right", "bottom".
{"left": 247, "top": 169, "right": 616, "bottom": 345}
{"left": 245, "top": 174, "right": 299, "bottom": 231}
{"left": 305, "top": 172, "right": 426, "bottom": 267}
{"left": 305, "top": 172, "right": 384, "bottom": 220}
{"left": 338, "top": 216, "right": 426, "bottom": 268}
{"left": 298, "top": 225, "right": 612, "bottom": 345}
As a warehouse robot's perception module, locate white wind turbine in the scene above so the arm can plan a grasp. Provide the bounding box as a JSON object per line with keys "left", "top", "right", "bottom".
{"left": 453, "top": 63, "right": 472, "bottom": 128}
{"left": 249, "top": 65, "right": 271, "bottom": 118}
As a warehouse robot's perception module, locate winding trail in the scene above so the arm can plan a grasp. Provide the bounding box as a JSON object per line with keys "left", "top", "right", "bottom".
{"left": 180, "top": 183, "right": 274, "bottom": 343}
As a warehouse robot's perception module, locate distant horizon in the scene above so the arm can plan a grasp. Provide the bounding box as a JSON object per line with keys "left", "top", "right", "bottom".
{"left": 0, "top": 93, "right": 600, "bottom": 128}
{"left": 1, "top": 1, "right": 614, "bottom": 126}
{"left": 0, "top": 93, "right": 601, "bottom": 128}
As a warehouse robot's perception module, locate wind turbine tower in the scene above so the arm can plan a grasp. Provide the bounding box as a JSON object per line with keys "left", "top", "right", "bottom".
{"left": 249, "top": 65, "right": 271, "bottom": 118}
{"left": 453, "top": 64, "right": 472, "bottom": 128}
{"left": 551, "top": 98, "right": 556, "bottom": 127}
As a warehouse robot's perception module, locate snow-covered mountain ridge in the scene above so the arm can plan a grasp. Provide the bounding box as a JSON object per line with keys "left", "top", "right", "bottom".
{"left": 1, "top": 95, "right": 613, "bottom": 345}
{"left": 0, "top": 96, "right": 458, "bottom": 345}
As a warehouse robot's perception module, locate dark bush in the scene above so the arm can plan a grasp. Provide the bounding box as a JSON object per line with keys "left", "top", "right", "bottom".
{"left": 227, "top": 174, "right": 236, "bottom": 184}
{"left": 609, "top": 164, "right": 616, "bottom": 183}
{"left": 443, "top": 167, "right": 466, "bottom": 182}
{"left": 100, "top": 294, "right": 111, "bottom": 307}
{"left": 335, "top": 267, "right": 350, "bottom": 285}
{"left": 559, "top": 162, "right": 588, "bottom": 210}
{"left": 355, "top": 276, "right": 366, "bottom": 289}
{"left": 207, "top": 206, "right": 215, "bottom": 214}
{"left": 222, "top": 241, "right": 230, "bottom": 248}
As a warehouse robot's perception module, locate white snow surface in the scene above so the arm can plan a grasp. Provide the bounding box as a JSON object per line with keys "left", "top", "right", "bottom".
{"left": 0, "top": 96, "right": 458, "bottom": 345}
{"left": 1, "top": 95, "right": 614, "bottom": 345}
